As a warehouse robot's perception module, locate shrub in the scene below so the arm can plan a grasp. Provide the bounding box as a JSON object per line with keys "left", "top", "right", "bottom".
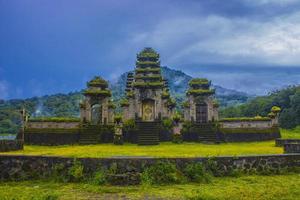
{"left": 162, "top": 118, "right": 173, "bottom": 130}
{"left": 114, "top": 114, "right": 122, "bottom": 123}
{"left": 123, "top": 119, "right": 136, "bottom": 132}
{"left": 172, "top": 134, "right": 183, "bottom": 144}
{"left": 91, "top": 169, "right": 107, "bottom": 185}
{"left": 68, "top": 159, "right": 84, "bottom": 182}
{"left": 141, "top": 161, "right": 184, "bottom": 185}
{"left": 183, "top": 163, "right": 212, "bottom": 183}
{"left": 51, "top": 163, "right": 68, "bottom": 182}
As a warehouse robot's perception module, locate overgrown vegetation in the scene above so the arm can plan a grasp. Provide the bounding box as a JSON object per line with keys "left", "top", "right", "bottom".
{"left": 1, "top": 174, "right": 299, "bottom": 200}
{"left": 141, "top": 161, "right": 184, "bottom": 185}
{"left": 220, "top": 85, "right": 300, "bottom": 129}
{"left": 0, "top": 141, "right": 284, "bottom": 157}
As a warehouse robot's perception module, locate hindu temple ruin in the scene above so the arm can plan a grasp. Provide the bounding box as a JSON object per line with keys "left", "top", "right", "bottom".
{"left": 23, "top": 47, "right": 281, "bottom": 146}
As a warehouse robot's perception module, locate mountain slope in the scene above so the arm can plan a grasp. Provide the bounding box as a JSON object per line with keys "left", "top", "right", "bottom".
{"left": 0, "top": 67, "right": 252, "bottom": 134}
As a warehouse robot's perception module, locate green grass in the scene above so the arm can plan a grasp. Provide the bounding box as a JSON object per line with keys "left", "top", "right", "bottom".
{"left": 0, "top": 174, "right": 299, "bottom": 200}
{"left": 1, "top": 128, "right": 299, "bottom": 158}
{"left": 0, "top": 141, "right": 283, "bottom": 158}
{"left": 280, "top": 126, "right": 300, "bottom": 139}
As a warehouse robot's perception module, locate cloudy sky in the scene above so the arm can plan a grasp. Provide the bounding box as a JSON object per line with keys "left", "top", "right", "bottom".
{"left": 1, "top": 0, "right": 300, "bottom": 99}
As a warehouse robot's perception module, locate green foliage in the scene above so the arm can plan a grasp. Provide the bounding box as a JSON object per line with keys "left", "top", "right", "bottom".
{"left": 172, "top": 134, "right": 183, "bottom": 144}
{"left": 220, "top": 127, "right": 279, "bottom": 134}
{"left": 120, "top": 98, "right": 129, "bottom": 107}
{"left": 166, "top": 98, "right": 176, "bottom": 108}
{"left": 183, "top": 163, "right": 212, "bottom": 183}
{"left": 133, "top": 81, "right": 164, "bottom": 88}
{"left": 271, "top": 106, "right": 281, "bottom": 113}
{"left": 87, "top": 76, "right": 108, "bottom": 87}
{"left": 187, "top": 89, "right": 215, "bottom": 96}
{"left": 220, "top": 86, "right": 300, "bottom": 129}
{"left": 123, "top": 119, "right": 136, "bottom": 132}
{"left": 126, "top": 91, "right": 134, "bottom": 98}
{"left": 83, "top": 88, "right": 111, "bottom": 97}
{"left": 135, "top": 67, "right": 161, "bottom": 73}
{"left": 162, "top": 118, "right": 173, "bottom": 130}
{"left": 141, "top": 161, "right": 184, "bottom": 185}
{"left": 219, "top": 116, "right": 270, "bottom": 122}
{"left": 68, "top": 159, "right": 84, "bottom": 182}
{"left": 108, "top": 101, "right": 116, "bottom": 109}
{"left": 181, "top": 101, "right": 190, "bottom": 108}
{"left": 172, "top": 112, "right": 181, "bottom": 122}
{"left": 189, "top": 78, "right": 210, "bottom": 87}
{"left": 91, "top": 169, "right": 107, "bottom": 185}
{"left": 29, "top": 117, "right": 80, "bottom": 122}
{"left": 114, "top": 114, "right": 122, "bottom": 123}
{"left": 135, "top": 74, "right": 162, "bottom": 80}
{"left": 162, "top": 90, "right": 170, "bottom": 99}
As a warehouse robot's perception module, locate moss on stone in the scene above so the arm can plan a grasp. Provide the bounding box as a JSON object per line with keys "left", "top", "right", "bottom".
{"left": 187, "top": 89, "right": 215, "bottom": 96}
{"left": 83, "top": 88, "right": 112, "bottom": 97}
{"left": 28, "top": 117, "right": 80, "bottom": 122}
{"left": 87, "top": 76, "right": 108, "bottom": 88}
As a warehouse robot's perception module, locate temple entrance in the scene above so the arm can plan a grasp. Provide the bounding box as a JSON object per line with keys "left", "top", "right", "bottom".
{"left": 91, "top": 104, "right": 102, "bottom": 124}
{"left": 142, "top": 99, "right": 155, "bottom": 121}
{"left": 196, "top": 103, "right": 208, "bottom": 123}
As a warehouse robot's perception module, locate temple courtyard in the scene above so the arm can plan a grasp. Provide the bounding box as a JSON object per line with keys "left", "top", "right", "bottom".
{"left": 2, "top": 128, "right": 299, "bottom": 158}
{"left": 0, "top": 141, "right": 283, "bottom": 158}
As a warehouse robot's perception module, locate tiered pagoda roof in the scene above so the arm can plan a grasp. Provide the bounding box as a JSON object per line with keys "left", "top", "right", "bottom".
{"left": 123, "top": 47, "right": 175, "bottom": 108}
{"left": 83, "top": 76, "right": 111, "bottom": 97}
{"left": 133, "top": 48, "right": 165, "bottom": 89}
{"left": 187, "top": 78, "right": 215, "bottom": 96}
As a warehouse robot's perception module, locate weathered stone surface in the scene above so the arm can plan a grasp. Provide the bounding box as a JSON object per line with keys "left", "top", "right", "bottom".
{"left": 276, "top": 139, "right": 300, "bottom": 147}
{"left": 0, "top": 154, "right": 299, "bottom": 181}
{"left": 284, "top": 143, "right": 300, "bottom": 153}
{"left": 0, "top": 140, "right": 23, "bottom": 152}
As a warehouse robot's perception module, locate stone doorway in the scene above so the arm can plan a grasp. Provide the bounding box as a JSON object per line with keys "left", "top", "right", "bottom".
{"left": 142, "top": 99, "right": 155, "bottom": 121}
{"left": 196, "top": 103, "right": 208, "bottom": 123}
{"left": 91, "top": 104, "right": 102, "bottom": 124}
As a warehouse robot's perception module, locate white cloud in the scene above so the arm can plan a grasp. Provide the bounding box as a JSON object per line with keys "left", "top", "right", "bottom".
{"left": 121, "top": 11, "right": 300, "bottom": 66}
{"left": 243, "top": 0, "right": 299, "bottom": 6}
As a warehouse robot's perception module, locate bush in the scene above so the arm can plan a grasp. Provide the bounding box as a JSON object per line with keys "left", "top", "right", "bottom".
{"left": 51, "top": 163, "right": 68, "bottom": 182}
{"left": 68, "top": 159, "right": 84, "bottom": 182}
{"left": 91, "top": 169, "right": 107, "bottom": 185}
{"left": 172, "top": 134, "right": 183, "bottom": 144}
{"left": 141, "top": 161, "right": 184, "bottom": 185}
{"left": 123, "top": 119, "right": 136, "bottom": 132}
{"left": 184, "top": 163, "right": 212, "bottom": 183}
{"left": 162, "top": 118, "right": 173, "bottom": 131}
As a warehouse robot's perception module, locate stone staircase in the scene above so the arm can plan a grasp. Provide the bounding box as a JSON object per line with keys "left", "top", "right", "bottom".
{"left": 137, "top": 121, "right": 160, "bottom": 145}
{"left": 79, "top": 125, "right": 100, "bottom": 145}
{"left": 194, "top": 123, "right": 218, "bottom": 143}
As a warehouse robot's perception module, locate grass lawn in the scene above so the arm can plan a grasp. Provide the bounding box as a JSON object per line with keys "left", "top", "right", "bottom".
{"left": 0, "top": 141, "right": 283, "bottom": 158}
{"left": 0, "top": 174, "right": 299, "bottom": 200}
{"left": 2, "top": 128, "right": 299, "bottom": 158}
{"left": 280, "top": 126, "right": 300, "bottom": 139}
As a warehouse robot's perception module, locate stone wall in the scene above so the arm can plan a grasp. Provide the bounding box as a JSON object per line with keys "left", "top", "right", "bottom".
{"left": 284, "top": 143, "right": 300, "bottom": 153}
{"left": 220, "top": 120, "right": 272, "bottom": 129}
{"left": 24, "top": 129, "right": 79, "bottom": 145}
{"left": 0, "top": 140, "right": 23, "bottom": 152}
{"left": 27, "top": 122, "right": 79, "bottom": 129}
{"left": 276, "top": 139, "right": 300, "bottom": 147}
{"left": 0, "top": 154, "right": 299, "bottom": 181}
{"left": 219, "top": 127, "right": 280, "bottom": 142}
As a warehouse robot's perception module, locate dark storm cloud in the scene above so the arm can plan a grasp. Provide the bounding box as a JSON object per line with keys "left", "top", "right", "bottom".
{"left": 0, "top": 0, "right": 300, "bottom": 99}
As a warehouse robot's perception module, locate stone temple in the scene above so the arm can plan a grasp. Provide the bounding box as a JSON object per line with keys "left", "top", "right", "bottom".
{"left": 122, "top": 47, "right": 176, "bottom": 122}
{"left": 23, "top": 47, "right": 281, "bottom": 146}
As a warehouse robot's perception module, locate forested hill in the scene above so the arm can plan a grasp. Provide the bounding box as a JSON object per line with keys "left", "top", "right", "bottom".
{"left": 220, "top": 85, "right": 300, "bottom": 129}
{"left": 111, "top": 67, "right": 251, "bottom": 107}
{"left": 0, "top": 67, "right": 251, "bottom": 134}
